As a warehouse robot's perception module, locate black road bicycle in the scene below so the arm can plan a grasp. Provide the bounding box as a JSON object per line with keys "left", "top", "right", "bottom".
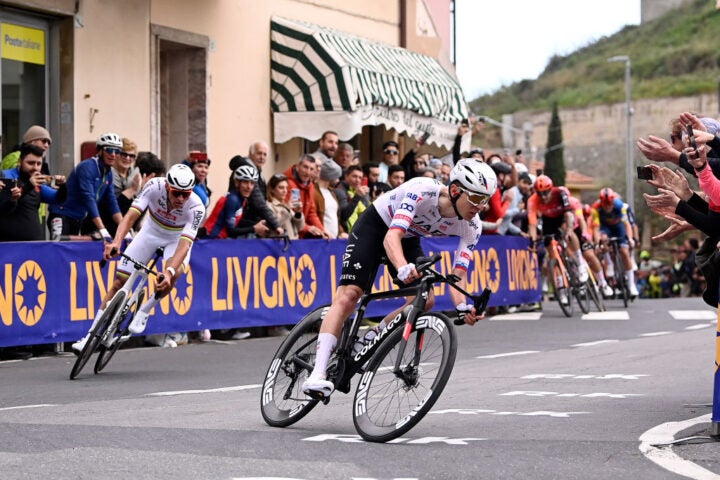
{"left": 606, "top": 236, "right": 630, "bottom": 307}
{"left": 260, "top": 254, "right": 491, "bottom": 443}
{"left": 69, "top": 249, "right": 163, "bottom": 379}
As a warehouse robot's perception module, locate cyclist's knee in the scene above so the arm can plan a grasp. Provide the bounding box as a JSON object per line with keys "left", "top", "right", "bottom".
{"left": 335, "top": 285, "right": 362, "bottom": 308}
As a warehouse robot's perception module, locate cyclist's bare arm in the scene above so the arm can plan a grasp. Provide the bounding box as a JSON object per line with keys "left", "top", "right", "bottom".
{"left": 155, "top": 237, "right": 192, "bottom": 295}
{"left": 383, "top": 228, "right": 418, "bottom": 282}
{"left": 448, "top": 267, "right": 484, "bottom": 325}
{"left": 104, "top": 208, "right": 141, "bottom": 260}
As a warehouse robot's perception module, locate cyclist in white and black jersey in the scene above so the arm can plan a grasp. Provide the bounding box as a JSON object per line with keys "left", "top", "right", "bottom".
{"left": 303, "top": 159, "right": 498, "bottom": 397}
{"left": 72, "top": 164, "right": 205, "bottom": 353}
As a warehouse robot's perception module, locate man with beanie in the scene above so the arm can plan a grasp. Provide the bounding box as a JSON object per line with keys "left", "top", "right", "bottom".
{"left": 317, "top": 158, "right": 346, "bottom": 239}
{"left": 1, "top": 125, "right": 53, "bottom": 171}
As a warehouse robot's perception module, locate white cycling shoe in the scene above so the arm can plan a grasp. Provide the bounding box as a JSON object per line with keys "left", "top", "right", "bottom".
{"left": 128, "top": 311, "right": 149, "bottom": 334}
{"left": 602, "top": 284, "right": 614, "bottom": 298}
{"left": 71, "top": 335, "right": 88, "bottom": 355}
{"left": 302, "top": 373, "right": 334, "bottom": 399}
{"left": 629, "top": 284, "right": 639, "bottom": 297}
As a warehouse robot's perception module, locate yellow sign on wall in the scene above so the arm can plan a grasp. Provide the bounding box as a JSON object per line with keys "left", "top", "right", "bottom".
{"left": 1, "top": 23, "right": 45, "bottom": 65}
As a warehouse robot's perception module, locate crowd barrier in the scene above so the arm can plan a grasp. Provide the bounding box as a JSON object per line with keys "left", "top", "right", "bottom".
{"left": 0, "top": 236, "right": 541, "bottom": 347}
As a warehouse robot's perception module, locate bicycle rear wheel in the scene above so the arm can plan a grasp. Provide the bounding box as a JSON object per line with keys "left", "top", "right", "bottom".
{"left": 95, "top": 290, "right": 144, "bottom": 374}
{"left": 353, "top": 312, "right": 457, "bottom": 443}
{"left": 260, "top": 305, "right": 327, "bottom": 428}
{"left": 548, "top": 259, "right": 572, "bottom": 317}
{"left": 69, "top": 291, "right": 126, "bottom": 380}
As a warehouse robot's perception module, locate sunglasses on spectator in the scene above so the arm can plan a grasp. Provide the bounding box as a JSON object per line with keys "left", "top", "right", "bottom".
{"left": 41, "top": 138, "right": 52, "bottom": 145}
{"left": 459, "top": 188, "right": 490, "bottom": 207}
{"left": 120, "top": 152, "right": 137, "bottom": 160}
{"left": 272, "top": 173, "right": 287, "bottom": 180}
{"left": 414, "top": 161, "right": 427, "bottom": 166}
{"left": 104, "top": 147, "right": 122, "bottom": 155}
{"left": 384, "top": 149, "right": 399, "bottom": 155}
{"left": 169, "top": 188, "right": 191, "bottom": 199}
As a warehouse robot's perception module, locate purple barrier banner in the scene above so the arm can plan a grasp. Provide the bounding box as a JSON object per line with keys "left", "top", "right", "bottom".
{"left": 0, "top": 236, "right": 540, "bottom": 347}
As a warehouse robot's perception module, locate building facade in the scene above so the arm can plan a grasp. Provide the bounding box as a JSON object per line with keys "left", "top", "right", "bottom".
{"left": 0, "top": 0, "right": 464, "bottom": 209}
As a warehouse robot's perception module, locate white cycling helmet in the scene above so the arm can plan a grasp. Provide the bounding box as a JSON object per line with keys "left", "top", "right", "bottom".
{"left": 166, "top": 164, "right": 196, "bottom": 191}
{"left": 233, "top": 165, "right": 259, "bottom": 183}
{"left": 450, "top": 158, "right": 498, "bottom": 197}
{"left": 96, "top": 132, "right": 123, "bottom": 149}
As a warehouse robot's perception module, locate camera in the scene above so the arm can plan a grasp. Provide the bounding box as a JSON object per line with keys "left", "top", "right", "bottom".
{"left": 0, "top": 178, "right": 17, "bottom": 189}
{"left": 636, "top": 165, "right": 653, "bottom": 180}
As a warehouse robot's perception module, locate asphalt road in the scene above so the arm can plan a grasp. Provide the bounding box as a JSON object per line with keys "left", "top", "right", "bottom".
{"left": 1, "top": 297, "right": 719, "bottom": 480}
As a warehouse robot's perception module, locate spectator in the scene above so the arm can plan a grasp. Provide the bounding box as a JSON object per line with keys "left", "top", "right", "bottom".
{"left": 336, "top": 164, "right": 371, "bottom": 232}
{"left": 386, "top": 164, "right": 405, "bottom": 189}
{"left": 101, "top": 138, "right": 141, "bottom": 236}
{"left": 206, "top": 165, "right": 283, "bottom": 239}
{"left": 312, "top": 131, "right": 339, "bottom": 164}
{"left": 267, "top": 173, "right": 305, "bottom": 239}
{"left": 227, "top": 151, "right": 281, "bottom": 233}
{"left": 378, "top": 140, "right": 400, "bottom": 183}
{"left": 317, "top": 159, "right": 346, "bottom": 239}
{"left": 135, "top": 151, "right": 166, "bottom": 179}
{"left": 1, "top": 125, "right": 53, "bottom": 172}
{"left": 48, "top": 132, "right": 123, "bottom": 241}
{"left": 334, "top": 143, "right": 354, "bottom": 170}
{"left": 438, "top": 162, "right": 452, "bottom": 185}
{"left": 0, "top": 143, "right": 65, "bottom": 241}
{"left": 282, "top": 154, "right": 328, "bottom": 239}
{"left": 184, "top": 151, "right": 212, "bottom": 209}
{"left": 362, "top": 162, "right": 380, "bottom": 187}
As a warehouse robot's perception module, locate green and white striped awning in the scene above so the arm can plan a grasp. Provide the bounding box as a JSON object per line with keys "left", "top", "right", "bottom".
{"left": 270, "top": 17, "right": 469, "bottom": 149}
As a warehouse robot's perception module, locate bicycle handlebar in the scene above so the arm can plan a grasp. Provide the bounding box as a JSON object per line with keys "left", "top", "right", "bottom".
{"left": 99, "top": 247, "right": 162, "bottom": 280}
{"left": 386, "top": 253, "right": 492, "bottom": 327}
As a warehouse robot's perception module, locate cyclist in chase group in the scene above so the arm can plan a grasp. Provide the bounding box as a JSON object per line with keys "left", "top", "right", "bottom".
{"left": 302, "top": 158, "right": 497, "bottom": 398}
{"left": 72, "top": 164, "right": 206, "bottom": 353}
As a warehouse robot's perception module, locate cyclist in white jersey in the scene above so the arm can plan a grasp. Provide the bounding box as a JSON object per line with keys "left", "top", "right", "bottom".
{"left": 72, "top": 164, "right": 206, "bottom": 353}
{"left": 302, "top": 158, "right": 498, "bottom": 397}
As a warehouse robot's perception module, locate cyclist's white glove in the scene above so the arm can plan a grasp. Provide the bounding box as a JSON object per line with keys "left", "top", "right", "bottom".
{"left": 455, "top": 302, "right": 472, "bottom": 323}
{"left": 397, "top": 263, "right": 416, "bottom": 282}
{"left": 99, "top": 228, "right": 112, "bottom": 243}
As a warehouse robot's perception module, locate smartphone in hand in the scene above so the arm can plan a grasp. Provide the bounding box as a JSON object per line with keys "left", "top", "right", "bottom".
{"left": 636, "top": 166, "right": 653, "bottom": 181}
{"left": 291, "top": 188, "right": 300, "bottom": 203}
{"left": 686, "top": 124, "right": 699, "bottom": 156}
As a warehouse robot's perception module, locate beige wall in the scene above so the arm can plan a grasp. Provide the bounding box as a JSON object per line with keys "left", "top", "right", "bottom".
{"left": 73, "top": 0, "right": 151, "bottom": 153}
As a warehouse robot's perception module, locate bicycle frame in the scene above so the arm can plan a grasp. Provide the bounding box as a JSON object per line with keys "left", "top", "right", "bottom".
{"left": 324, "top": 257, "right": 483, "bottom": 396}
{"left": 544, "top": 235, "right": 570, "bottom": 290}
{"left": 102, "top": 251, "right": 160, "bottom": 343}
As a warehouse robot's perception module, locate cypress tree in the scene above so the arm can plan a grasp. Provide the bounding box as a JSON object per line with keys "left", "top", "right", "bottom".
{"left": 544, "top": 102, "right": 566, "bottom": 186}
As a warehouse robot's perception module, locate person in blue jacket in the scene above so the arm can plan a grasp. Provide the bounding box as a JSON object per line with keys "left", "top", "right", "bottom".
{"left": 47, "top": 133, "right": 123, "bottom": 241}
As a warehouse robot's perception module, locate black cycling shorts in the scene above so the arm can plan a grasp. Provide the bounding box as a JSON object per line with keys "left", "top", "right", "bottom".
{"left": 341, "top": 205, "right": 423, "bottom": 291}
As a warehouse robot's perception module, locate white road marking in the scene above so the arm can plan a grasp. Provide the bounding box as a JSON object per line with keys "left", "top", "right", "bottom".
{"left": 146, "top": 384, "right": 261, "bottom": 397}
{"left": 572, "top": 339, "right": 619, "bottom": 347}
{"left": 669, "top": 310, "right": 718, "bottom": 321}
{"left": 430, "top": 408, "right": 589, "bottom": 418}
{"left": 639, "top": 414, "right": 719, "bottom": 480}
{"left": 685, "top": 324, "right": 713, "bottom": 331}
{"left": 476, "top": 350, "right": 540, "bottom": 359}
{"left": 522, "top": 374, "right": 648, "bottom": 380}
{"left": 489, "top": 312, "right": 542, "bottom": 321}
{"left": 639, "top": 331, "right": 674, "bottom": 337}
{"left": 0, "top": 404, "right": 56, "bottom": 412}
{"left": 581, "top": 311, "right": 629, "bottom": 320}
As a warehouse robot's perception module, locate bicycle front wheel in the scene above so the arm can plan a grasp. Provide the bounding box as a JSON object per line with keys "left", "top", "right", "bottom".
{"left": 613, "top": 252, "right": 629, "bottom": 307}
{"left": 69, "top": 291, "right": 126, "bottom": 380}
{"left": 95, "top": 290, "right": 144, "bottom": 374}
{"left": 260, "top": 305, "right": 327, "bottom": 428}
{"left": 353, "top": 312, "right": 457, "bottom": 443}
{"left": 566, "top": 257, "right": 590, "bottom": 314}
{"left": 586, "top": 273, "right": 605, "bottom": 312}
{"left": 548, "top": 259, "right": 572, "bottom": 317}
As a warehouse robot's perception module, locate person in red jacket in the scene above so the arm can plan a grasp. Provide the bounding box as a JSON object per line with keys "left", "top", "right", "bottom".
{"left": 282, "top": 154, "right": 329, "bottom": 239}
